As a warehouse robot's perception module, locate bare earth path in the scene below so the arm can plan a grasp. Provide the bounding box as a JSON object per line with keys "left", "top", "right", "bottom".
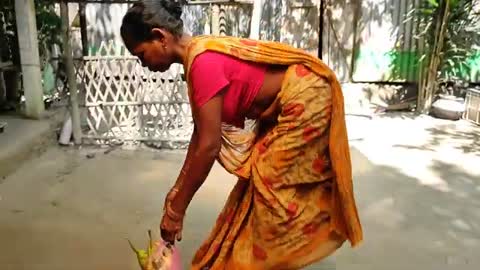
{"left": 1, "top": 114, "right": 479, "bottom": 270}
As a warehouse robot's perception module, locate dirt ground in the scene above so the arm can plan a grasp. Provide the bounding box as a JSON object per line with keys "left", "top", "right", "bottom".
{"left": 1, "top": 113, "right": 479, "bottom": 270}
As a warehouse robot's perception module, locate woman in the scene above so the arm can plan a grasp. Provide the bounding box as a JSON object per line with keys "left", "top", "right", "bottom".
{"left": 121, "top": 1, "right": 362, "bottom": 269}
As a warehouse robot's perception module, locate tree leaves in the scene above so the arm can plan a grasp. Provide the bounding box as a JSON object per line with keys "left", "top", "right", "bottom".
{"left": 0, "top": 0, "right": 61, "bottom": 64}
{"left": 393, "top": 0, "right": 480, "bottom": 82}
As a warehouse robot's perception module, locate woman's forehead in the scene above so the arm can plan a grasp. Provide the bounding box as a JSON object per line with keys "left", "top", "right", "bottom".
{"left": 123, "top": 38, "right": 142, "bottom": 55}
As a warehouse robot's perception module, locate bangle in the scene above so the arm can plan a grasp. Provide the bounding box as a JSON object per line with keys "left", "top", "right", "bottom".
{"left": 165, "top": 201, "right": 185, "bottom": 222}
{"left": 170, "top": 187, "right": 179, "bottom": 195}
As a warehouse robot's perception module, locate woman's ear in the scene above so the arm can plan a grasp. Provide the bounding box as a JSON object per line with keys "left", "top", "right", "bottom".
{"left": 151, "top": 28, "right": 172, "bottom": 45}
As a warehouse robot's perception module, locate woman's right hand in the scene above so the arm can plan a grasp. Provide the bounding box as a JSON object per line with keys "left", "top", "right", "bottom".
{"left": 161, "top": 186, "right": 183, "bottom": 244}
{"left": 163, "top": 187, "right": 178, "bottom": 212}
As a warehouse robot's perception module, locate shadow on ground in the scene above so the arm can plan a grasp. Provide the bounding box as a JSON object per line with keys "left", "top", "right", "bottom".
{"left": 338, "top": 150, "right": 480, "bottom": 270}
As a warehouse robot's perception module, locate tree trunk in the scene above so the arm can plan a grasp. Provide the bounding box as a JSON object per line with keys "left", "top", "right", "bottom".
{"left": 417, "top": 0, "right": 450, "bottom": 113}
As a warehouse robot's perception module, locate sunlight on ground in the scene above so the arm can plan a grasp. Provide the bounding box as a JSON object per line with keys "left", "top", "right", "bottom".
{"left": 348, "top": 114, "right": 480, "bottom": 193}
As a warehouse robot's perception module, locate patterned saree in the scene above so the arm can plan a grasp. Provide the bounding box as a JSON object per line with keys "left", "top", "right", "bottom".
{"left": 183, "top": 36, "right": 363, "bottom": 270}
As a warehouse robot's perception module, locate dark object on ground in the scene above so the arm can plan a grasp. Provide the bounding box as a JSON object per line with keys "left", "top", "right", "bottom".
{"left": 0, "top": 122, "right": 6, "bottom": 133}
{"left": 86, "top": 153, "right": 96, "bottom": 159}
{"left": 104, "top": 141, "right": 124, "bottom": 155}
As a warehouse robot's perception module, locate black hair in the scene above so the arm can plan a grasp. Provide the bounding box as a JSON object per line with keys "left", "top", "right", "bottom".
{"left": 121, "top": 0, "right": 185, "bottom": 43}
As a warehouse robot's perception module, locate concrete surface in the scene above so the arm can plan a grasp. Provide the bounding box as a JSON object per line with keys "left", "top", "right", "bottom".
{"left": 339, "top": 113, "right": 480, "bottom": 270}
{"left": 1, "top": 113, "right": 479, "bottom": 270}
{"left": 0, "top": 115, "right": 52, "bottom": 179}
{"left": 0, "top": 108, "right": 67, "bottom": 179}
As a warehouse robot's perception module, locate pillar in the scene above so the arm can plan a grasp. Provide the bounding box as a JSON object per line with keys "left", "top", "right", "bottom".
{"left": 250, "top": 0, "right": 263, "bottom": 39}
{"left": 14, "top": 0, "right": 45, "bottom": 118}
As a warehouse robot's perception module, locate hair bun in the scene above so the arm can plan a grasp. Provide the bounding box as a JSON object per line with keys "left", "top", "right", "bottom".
{"left": 160, "top": 0, "right": 185, "bottom": 20}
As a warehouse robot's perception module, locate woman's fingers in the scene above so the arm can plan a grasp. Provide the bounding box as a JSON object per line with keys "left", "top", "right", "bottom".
{"left": 160, "top": 214, "right": 183, "bottom": 244}
{"left": 160, "top": 226, "right": 176, "bottom": 244}
{"left": 176, "top": 230, "right": 182, "bottom": 242}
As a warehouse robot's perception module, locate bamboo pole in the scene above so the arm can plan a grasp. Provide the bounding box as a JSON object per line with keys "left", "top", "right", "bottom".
{"left": 423, "top": 0, "right": 450, "bottom": 113}
{"left": 60, "top": 0, "right": 82, "bottom": 144}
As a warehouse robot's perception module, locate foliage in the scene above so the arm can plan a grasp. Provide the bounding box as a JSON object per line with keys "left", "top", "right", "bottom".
{"left": 0, "top": 1, "right": 18, "bottom": 64}
{"left": 35, "top": 0, "right": 63, "bottom": 60}
{"left": 421, "top": 0, "right": 480, "bottom": 80}
{"left": 390, "top": 0, "right": 480, "bottom": 82}
{"left": 390, "top": 0, "right": 480, "bottom": 112}
{"left": 0, "top": 0, "right": 61, "bottom": 64}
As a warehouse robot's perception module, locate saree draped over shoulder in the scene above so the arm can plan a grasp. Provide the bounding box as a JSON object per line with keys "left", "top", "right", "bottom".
{"left": 183, "top": 36, "right": 363, "bottom": 270}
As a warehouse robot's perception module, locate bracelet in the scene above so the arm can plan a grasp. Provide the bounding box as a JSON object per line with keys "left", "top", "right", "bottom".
{"left": 165, "top": 201, "right": 185, "bottom": 222}
{"left": 170, "top": 187, "right": 180, "bottom": 195}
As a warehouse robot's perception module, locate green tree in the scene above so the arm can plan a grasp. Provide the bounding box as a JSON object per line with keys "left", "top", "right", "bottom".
{"left": 0, "top": 0, "right": 61, "bottom": 106}
{"left": 391, "top": 0, "right": 480, "bottom": 112}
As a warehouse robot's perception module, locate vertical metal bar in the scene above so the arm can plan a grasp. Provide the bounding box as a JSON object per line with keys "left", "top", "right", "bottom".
{"left": 318, "top": 0, "right": 324, "bottom": 59}
{"left": 60, "top": 0, "right": 82, "bottom": 144}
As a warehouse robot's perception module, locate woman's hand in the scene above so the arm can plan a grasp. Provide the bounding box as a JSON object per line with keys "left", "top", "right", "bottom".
{"left": 160, "top": 188, "right": 185, "bottom": 244}
{"left": 160, "top": 210, "right": 183, "bottom": 244}
{"left": 159, "top": 94, "right": 223, "bottom": 245}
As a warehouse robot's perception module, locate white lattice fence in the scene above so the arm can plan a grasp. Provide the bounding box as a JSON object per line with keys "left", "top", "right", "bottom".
{"left": 82, "top": 41, "right": 192, "bottom": 147}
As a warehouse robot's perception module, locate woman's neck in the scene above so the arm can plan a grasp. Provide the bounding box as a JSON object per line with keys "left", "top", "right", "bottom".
{"left": 175, "top": 34, "right": 193, "bottom": 64}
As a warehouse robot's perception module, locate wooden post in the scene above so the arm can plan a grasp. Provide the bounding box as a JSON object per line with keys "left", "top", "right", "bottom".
{"left": 0, "top": 68, "right": 5, "bottom": 105}
{"left": 211, "top": 4, "right": 221, "bottom": 36}
{"left": 79, "top": 1, "right": 89, "bottom": 56}
{"left": 250, "top": 0, "right": 263, "bottom": 39}
{"left": 60, "top": 0, "right": 82, "bottom": 144}
{"left": 0, "top": 20, "right": 6, "bottom": 104}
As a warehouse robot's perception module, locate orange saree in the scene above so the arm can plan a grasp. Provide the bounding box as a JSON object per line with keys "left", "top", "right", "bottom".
{"left": 184, "top": 36, "right": 363, "bottom": 270}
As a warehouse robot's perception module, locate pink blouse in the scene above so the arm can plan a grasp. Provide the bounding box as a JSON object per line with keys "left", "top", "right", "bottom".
{"left": 189, "top": 51, "right": 267, "bottom": 128}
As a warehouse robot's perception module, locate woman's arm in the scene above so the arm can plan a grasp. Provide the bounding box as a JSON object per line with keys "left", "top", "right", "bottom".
{"left": 169, "top": 94, "right": 224, "bottom": 215}
{"left": 169, "top": 126, "right": 198, "bottom": 192}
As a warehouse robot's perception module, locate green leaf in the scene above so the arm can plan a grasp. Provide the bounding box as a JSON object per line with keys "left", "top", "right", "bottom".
{"left": 426, "top": 0, "right": 439, "bottom": 8}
